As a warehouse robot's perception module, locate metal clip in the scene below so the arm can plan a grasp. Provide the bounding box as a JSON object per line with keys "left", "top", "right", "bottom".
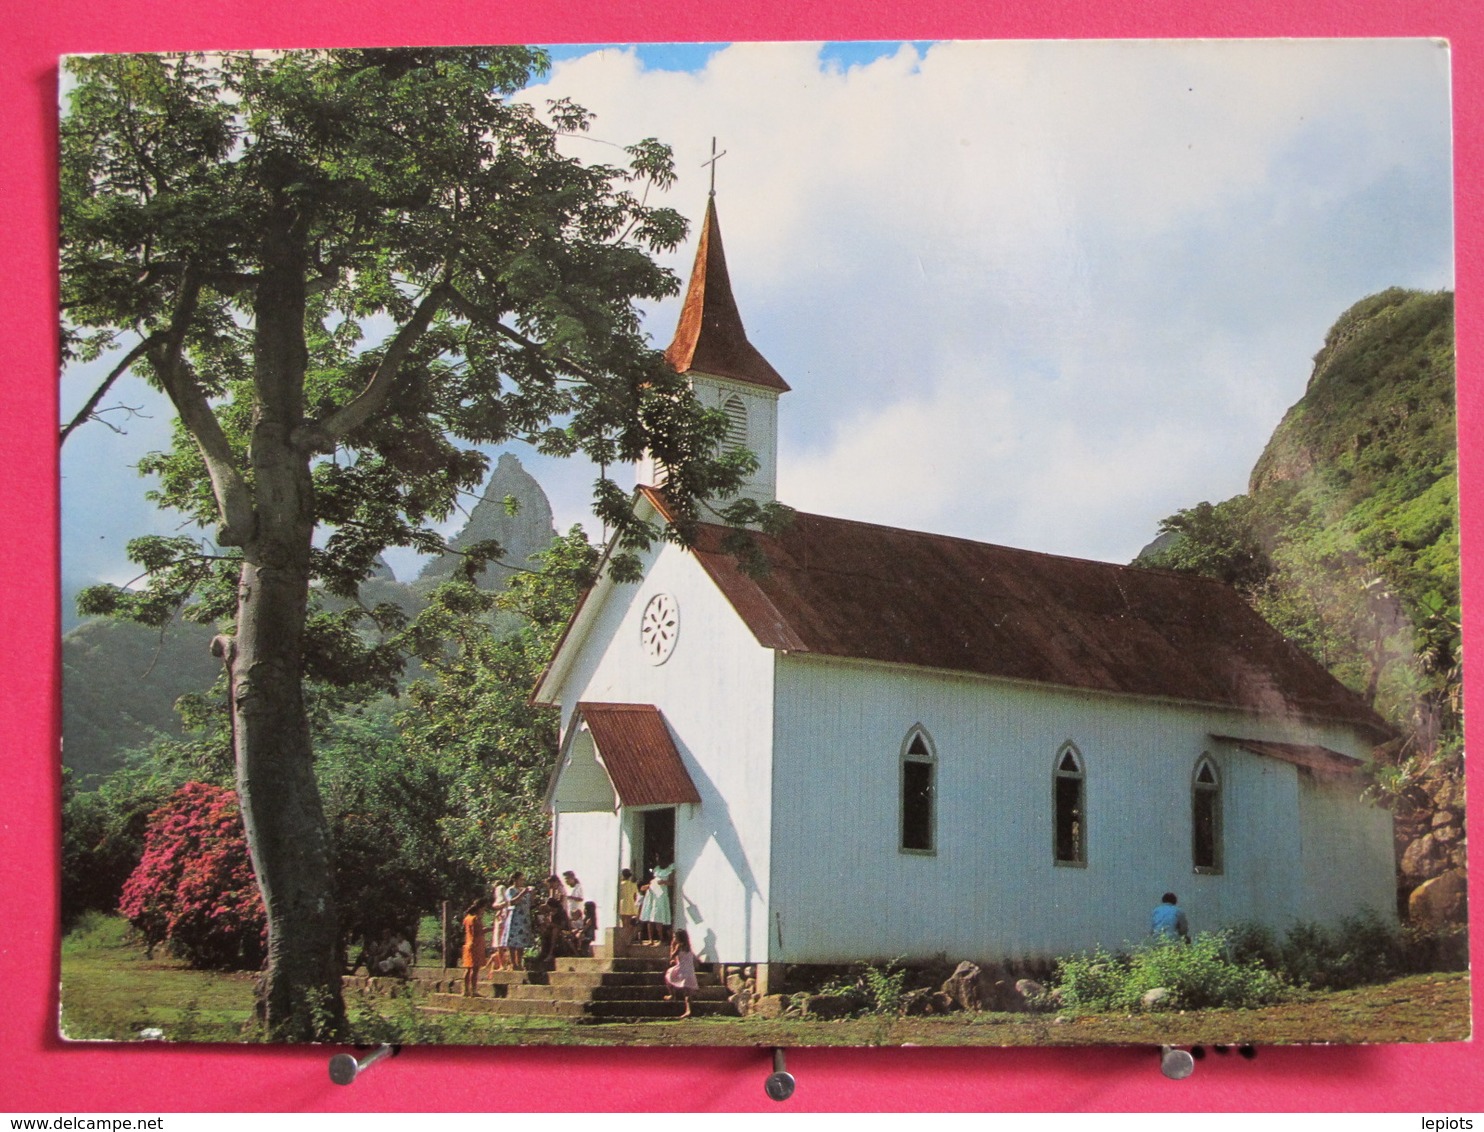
{"left": 328, "top": 1043, "right": 399, "bottom": 1085}
{"left": 764, "top": 1047, "right": 796, "bottom": 1102}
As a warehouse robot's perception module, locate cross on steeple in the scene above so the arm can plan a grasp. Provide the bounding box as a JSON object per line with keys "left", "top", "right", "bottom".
{"left": 700, "top": 136, "right": 728, "bottom": 196}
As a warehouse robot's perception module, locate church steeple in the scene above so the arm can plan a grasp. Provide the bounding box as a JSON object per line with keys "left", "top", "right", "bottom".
{"left": 664, "top": 197, "right": 791, "bottom": 394}
{"left": 638, "top": 193, "right": 787, "bottom": 505}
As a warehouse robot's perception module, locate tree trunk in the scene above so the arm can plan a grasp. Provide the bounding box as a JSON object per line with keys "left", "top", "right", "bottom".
{"left": 232, "top": 201, "right": 347, "bottom": 1040}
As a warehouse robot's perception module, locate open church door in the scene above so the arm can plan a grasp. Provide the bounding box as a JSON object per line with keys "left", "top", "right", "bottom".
{"left": 633, "top": 806, "right": 678, "bottom": 932}
{"left": 636, "top": 806, "right": 676, "bottom": 879}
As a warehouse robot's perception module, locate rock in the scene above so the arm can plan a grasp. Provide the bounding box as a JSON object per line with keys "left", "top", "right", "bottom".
{"left": 730, "top": 989, "right": 753, "bottom": 1017}
{"left": 728, "top": 976, "right": 756, "bottom": 1017}
{"left": 1141, "top": 987, "right": 1174, "bottom": 1011}
{"left": 1401, "top": 833, "right": 1447, "bottom": 878}
{"left": 1014, "top": 978, "right": 1044, "bottom": 1000}
{"left": 1432, "top": 811, "right": 1457, "bottom": 827}
{"left": 938, "top": 961, "right": 984, "bottom": 1012}
{"left": 750, "top": 994, "right": 788, "bottom": 1019}
{"left": 418, "top": 452, "right": 557, "bottom": 585}
{"left": 1430, "top": 777, "right": 1465, "bottom": 814}
{"left": 802, "top": 993, "right": 857, "bottom": 1020}
{"left": 903, "top": 988, "right": 946, "bottom": 1016}
{"left": 1409, "top": 869, "right": 1469, "bottom": 926}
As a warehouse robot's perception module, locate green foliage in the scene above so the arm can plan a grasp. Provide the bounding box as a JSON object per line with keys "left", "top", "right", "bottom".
{"left": 1139, "top": 496, "right": 1273, "bottom": 593}
{"left": 796, "top": 959, "right": 913, "bottom": 1018}
{"left": 62, "top": 765, "right": 183, "bottom": 930}
{"left": 315, "top": 704, "right": 465, "bottom": 950}
{"left": 860, "top": 959, "right": 911, "bottom": 1017}
{"left": 1051, "top": 934, "right": 1294, "bottom": 1013}
{"left": 1276, "top": 913, "right": 1407, "bottom": 990}
{"left": 1047, "top": 949, "right": 1127, "bottom": 1012}
{"left": 61, "top": 47, "right": 753, "bottom": 625}
{"left": 62, "top": 48, "right": 759, "bottom": 1032}
{"left": 1226, "top": 913, "right": 1465, "bottom": 990}
{"left": 393, "top": 529, "right": 599, "bottom": 891}
{"left": 61, "top": 611, "right": 224, "bottom": 785}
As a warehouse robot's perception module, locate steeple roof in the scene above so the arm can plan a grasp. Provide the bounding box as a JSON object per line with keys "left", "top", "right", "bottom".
{"left": 664, "top": 197, "right": 791, "bottom": 393}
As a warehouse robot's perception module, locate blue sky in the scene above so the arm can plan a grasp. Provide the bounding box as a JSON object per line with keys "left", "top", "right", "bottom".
{"left": 60, "top": 40, "right": 1454, "bottom": 592}
{"left": 544, "top": 41, "right": 935, "bottom": 74}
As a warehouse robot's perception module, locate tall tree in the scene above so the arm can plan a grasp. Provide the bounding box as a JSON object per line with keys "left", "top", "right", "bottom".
{"left": 61, "top": 48, "right": 761, "bottom": 1038}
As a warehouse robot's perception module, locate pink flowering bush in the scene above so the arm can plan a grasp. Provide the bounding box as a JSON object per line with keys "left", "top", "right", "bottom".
{"left": 118, "top": 781, "right": 267, "bottom": 970}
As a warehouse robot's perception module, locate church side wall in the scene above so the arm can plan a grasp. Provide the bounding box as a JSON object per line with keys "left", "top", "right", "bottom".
{"left": 1297, "top": 774, "right": 1398, "bottom": 925}
{"left": 770, "top": 654, "right": 1391, "bottom": 965}
{"left": 550, "top": 540, "right": 776, "bottom": 965}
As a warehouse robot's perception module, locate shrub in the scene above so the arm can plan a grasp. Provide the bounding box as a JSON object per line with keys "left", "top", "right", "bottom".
{"left": 1279, "top": 911, "right": 1408, "bottom": 990}
{"left": 118, "top": 781, "right": 267, "bottom": 970}
{"left": 1226, "top": 912, "right": 1458, "bottom": 992}
{"left": 1049, "top": 948, "right": 1127, "bottom": 1012}
{"left": 1400, "top": 922, "right": 1470, "bottom": 974}
{"left": 1225, "top": 921, "right": 1282, "bottom": 971}
{"left": 1052, "top": 934, "right": 1293, "bottom": 1013}
{"left": 860, "top": 960, "right": 910, "bottom": 1016}
{"left": 791, "top": 959, "right": 913, "bottom": 1018}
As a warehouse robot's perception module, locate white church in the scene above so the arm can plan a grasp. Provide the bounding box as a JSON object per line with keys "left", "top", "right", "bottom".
{"left": 535, "top": 194, "right": 1397, "bottom": 993}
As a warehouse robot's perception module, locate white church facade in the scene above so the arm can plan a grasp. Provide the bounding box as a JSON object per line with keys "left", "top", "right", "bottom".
{"left": 535, "top": 195, "right": 1397, "bottom": 989}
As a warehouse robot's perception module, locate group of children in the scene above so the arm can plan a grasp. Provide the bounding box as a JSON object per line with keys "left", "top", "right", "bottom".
{"left": 459, "top": 863, "right": 699, "bottom": 1016}
{"left": 458, "top": 869, "right": 597, "bottom": 997}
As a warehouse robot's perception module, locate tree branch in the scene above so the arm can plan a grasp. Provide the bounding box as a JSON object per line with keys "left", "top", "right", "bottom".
{"left": 59, "top": 333, "right": 159, "bottom": 445}
{"left": 151, "top": 266, "right": 258, "bottom": 545}
{"left": 445, "top": 286, "right": 605, "bottom": 385}
{"left": 297, "top": 277, "right": 452, "bottom": 452}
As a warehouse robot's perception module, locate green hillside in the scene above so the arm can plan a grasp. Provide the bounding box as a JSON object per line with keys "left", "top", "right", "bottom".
{"left": 62, "top": 615, "right": 221, "bottom": 785}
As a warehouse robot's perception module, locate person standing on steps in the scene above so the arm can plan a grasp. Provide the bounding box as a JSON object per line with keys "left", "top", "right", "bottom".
{"left": 460, "top": 898, "right": 488, "bottom": 997}
{"left": 497, "top": 871, "right": 534, "bottom": 970}
{"left": 562, "top": 870, "right": 584, "bottom": 929}
{"left": 618, "top": 867, "right": 640, "bottom": 941}
{"left": 638, "top": 858, "right": 675, "bottom": 945}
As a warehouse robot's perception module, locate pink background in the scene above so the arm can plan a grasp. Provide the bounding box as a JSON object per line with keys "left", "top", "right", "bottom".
{"left": 2, "top": 0, "right": 1478, "bottom": 1112}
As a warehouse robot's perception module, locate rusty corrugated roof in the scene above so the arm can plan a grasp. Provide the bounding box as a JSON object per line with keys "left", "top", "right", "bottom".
{"left": 1211, "top": 735, "right": 1364, "bottom": 777}
{"left": 578, "top": 702, "right": 702, "bottom": 807}
{"left": 635, "top": 489, "right": 1390, "bottom": 742}
{"left": 664, "top": 197, "right": 791, "bottom": 393}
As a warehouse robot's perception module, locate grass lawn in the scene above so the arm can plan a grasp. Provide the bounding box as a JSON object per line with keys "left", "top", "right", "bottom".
{"left": 60, "top": 916, "right": 262, "bottom": 1044}
{"left": 60, "top": 917, "right": 1471, "bottom": 1048}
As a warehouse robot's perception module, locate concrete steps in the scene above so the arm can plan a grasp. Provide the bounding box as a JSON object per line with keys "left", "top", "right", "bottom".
{"left": 394, "top": 952, "right": 735, "bottom": 1022}
{"left": 427, "top": 992, "right": 727, "bottom": 1020}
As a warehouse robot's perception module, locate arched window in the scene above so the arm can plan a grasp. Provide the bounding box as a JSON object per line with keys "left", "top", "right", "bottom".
{"left": 1053, "top": 743, "right": 1086, "bottom": 865}
{"left": 900, "top": 727, "right": 936, "bottom": 854}
{"left": 722, "top": 395, "right": 748, "bottom": 453}
{"left": 1192, "top": 755, "right": 1222, "bottom": 873}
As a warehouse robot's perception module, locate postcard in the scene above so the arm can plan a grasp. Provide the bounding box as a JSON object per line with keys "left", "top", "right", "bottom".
{"left": 59, "top": 40, "right": 1466, "bottom": 1047}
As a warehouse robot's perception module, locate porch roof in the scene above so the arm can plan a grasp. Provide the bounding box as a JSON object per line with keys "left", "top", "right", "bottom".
{"left": 578, "top": 702, "right": 702, "bottom": 807}
{"left": 1212, "top": 734, "right": 1364, "bottom": 778}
